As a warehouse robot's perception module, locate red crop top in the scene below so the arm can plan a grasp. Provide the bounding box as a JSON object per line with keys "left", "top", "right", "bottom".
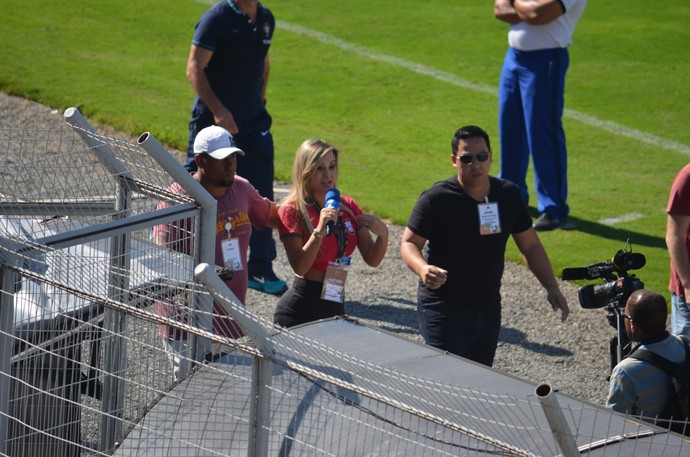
{"left": 278, "top": 196, "right": 362, "bottom": 272}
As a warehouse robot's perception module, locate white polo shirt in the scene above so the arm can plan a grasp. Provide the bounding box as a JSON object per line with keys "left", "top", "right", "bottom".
{"left": 508, "top": 0, "right": 588, "bottom": 51}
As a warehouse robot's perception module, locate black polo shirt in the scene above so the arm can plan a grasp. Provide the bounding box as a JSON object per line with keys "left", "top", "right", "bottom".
{"left": 192, "top": 1, "right": 274, "bottom": 128}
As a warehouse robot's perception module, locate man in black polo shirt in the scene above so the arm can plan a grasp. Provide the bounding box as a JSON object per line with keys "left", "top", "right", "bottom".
{"left": 400, "top": 125, "right": 569, "bottom": 367}
{"left": 184, "top": 0, "right": 286, "bottom": 295}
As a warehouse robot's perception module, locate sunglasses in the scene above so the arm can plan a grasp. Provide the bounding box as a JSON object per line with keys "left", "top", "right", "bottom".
{"left": 457, "top": 151, "right": 489, "bottom": 164}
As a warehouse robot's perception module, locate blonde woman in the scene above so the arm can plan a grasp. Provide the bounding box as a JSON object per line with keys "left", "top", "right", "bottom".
{"left": 274, "top": 139, "right": 389, "bottom": 327}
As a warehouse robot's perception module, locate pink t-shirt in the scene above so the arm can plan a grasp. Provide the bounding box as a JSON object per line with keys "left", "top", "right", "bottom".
{"left": 154, "top": 176, "right": 271, "bottom": 338}
{"left": 278, "top": 196, "right": 362, "bottom": 272}
{"left": 667, "top": 163, "right": 690, "bottom": 298}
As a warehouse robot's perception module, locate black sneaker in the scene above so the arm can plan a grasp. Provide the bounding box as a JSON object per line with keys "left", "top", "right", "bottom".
{"left": 248, "top": 271, "right": 288, "bottom": 295}
{"left": 533, "top": 213, "right": 565, "bottom": 231}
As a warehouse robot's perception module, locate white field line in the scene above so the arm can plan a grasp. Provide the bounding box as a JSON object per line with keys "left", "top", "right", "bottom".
{"left": 186, "top": 6, "right": 682, "bottom": 224}
{"left": 598, "top": 213, "right": 645, "bottom": 226}
{"left": 279, "top": 20, "right": 690, "bottom": 157}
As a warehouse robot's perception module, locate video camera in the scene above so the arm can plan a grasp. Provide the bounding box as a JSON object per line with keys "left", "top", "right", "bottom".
{"left": 562, "top": 246, "right": 645, "bottom": 310}
{"left": 562, "top": 242, "right": 646, "bottom": 371}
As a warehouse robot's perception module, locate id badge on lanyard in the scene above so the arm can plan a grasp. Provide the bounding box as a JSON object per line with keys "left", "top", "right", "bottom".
{"left": 478, "top": 197, "right": 501, "bottom": 235}
{"left": 321, "top": 257, "right": 351, "bottom": 303}
{"left": 221, "top": 217, "right": 243, "bottom": 271}
{"left": 320, "top": 218, "right": 352, "bottom": 303}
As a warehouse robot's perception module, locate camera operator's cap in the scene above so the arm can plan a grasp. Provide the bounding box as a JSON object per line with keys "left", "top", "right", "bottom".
{"left": 193, "top": 125, "right": 245, "bottom": 159}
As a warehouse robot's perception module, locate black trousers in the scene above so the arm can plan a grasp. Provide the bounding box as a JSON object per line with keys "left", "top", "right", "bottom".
{"left": 273, "top": 277, "right": 345, "bottom": 328}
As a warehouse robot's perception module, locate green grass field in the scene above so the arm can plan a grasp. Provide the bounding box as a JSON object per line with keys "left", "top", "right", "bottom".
{"left": 1, "top": 0, "right": 689, "bottom": 302}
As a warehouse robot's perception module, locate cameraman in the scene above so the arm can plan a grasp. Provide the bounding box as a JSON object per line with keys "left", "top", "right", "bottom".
{"left": 606, "top": 289, "right": 687, "bottom": 417}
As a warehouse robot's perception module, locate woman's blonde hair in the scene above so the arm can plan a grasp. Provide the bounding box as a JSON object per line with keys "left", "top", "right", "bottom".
{"left": 283, "top": 138, "right": 338, "bottom": 233}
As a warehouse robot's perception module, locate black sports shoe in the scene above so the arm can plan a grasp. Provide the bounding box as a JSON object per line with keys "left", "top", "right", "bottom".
{"left": 533, "top": 213, "right": 566, "bottom": 231}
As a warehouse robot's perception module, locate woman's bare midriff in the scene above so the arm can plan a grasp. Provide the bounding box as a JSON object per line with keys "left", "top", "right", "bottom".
{"left": 301, "top": 268, "right": 326, "bottom": 283}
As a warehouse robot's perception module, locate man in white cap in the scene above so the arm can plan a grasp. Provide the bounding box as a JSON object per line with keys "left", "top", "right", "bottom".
{"left": 153, "top": 126, "right": 279, "bottom": 374}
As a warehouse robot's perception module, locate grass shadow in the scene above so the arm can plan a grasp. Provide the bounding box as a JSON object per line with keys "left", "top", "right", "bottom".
{"left": 527, "top": 208, "right": 666, "bottom": 250}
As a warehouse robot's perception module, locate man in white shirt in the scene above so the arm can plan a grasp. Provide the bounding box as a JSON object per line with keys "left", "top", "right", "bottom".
{"left": 494, "top": 0, "right": 588, "bottom": 231}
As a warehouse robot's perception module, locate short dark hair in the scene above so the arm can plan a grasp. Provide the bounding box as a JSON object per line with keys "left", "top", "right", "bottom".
{"left": 451, "top": 125, "right": 491, "bottom": 155}
{"left": 627, "top": 289, "right": 667, "bottom": 336}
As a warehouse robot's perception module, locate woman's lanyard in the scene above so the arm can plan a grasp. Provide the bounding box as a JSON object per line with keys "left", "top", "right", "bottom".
{"left": 313, "top": 201, "right": 351, "bottom": 304}
{"left": 333, "top": 219, "right": 347, "bottom": 260}
{"left": 313, "top": 201, "right": 348, "bottom": 260}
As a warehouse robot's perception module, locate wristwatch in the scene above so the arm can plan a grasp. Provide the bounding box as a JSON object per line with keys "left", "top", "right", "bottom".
{"left": 312, "top": 229, "right": 322, "bottom": 239}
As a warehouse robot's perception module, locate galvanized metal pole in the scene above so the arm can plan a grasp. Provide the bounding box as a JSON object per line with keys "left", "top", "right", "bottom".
{"left": 64, "top": 107, "right": 131, "bottom": 451}
{"left": 536, "top": 383, "right": 580, "bottom": 457}
{"left": 195, "top": 262, "right": 274, "bottom": 457}
{"left": 137, "top": 131, "right": 218, "bottom": 363}
{"left": 0, "top": 267, "right": 17, "bottom": 456}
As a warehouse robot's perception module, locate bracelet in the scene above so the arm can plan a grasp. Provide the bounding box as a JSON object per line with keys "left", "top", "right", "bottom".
{"left": 312, "top": 229, "right": 322, "bottom": 240}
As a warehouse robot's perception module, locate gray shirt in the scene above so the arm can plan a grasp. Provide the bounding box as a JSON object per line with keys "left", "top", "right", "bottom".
{"left": 606, "top": 333, "right": 687, "bottom": 417}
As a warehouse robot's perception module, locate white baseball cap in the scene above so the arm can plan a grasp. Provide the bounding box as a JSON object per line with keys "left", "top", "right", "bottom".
{"left": 193, "top": 126, "right": 245, "bottom": 159}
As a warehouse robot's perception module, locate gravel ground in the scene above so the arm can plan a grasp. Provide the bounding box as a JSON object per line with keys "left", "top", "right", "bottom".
{"left": 1, "top": 92, "right": 614, "bottom": 406}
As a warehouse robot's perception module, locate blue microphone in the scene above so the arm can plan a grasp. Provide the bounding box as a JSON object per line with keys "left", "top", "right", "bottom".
{"left": 325, "top": 188, "right": 340, "bottom": 236}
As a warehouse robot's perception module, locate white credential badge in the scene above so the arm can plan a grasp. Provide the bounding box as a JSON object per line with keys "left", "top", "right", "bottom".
{"left": 478, "top": 198, "right": 501, "bottom": 235}
{"left": 221, "top": 217, "right": 243, "bottom": 271}
{"left": 221, "top": 238, "right": 243, "bottom": 271}
{"left": 321, "top": 257, "right": 351, "bottom": 303}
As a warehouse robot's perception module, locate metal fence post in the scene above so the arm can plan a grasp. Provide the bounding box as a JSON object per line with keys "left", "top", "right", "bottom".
{"left": 536, "top": 383, "right": 580, "bottom": 457}
{"left": 248, "top": 357, "right": 273, "bottom": 457}
{"left": 194, "top": 263, "right": 275, "bottom": 457}
{"left": 137, "top": 131, "right": 218, "bottom": 363}
{"left": 0, "top": 267, "right": 17, "bottom": 456}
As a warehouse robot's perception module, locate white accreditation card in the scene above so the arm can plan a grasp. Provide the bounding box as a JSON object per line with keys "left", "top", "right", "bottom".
{"left": 321, "top": 258, "right": 350, "bottom": 303}
{"left": 478, "top": 200, "right": 501, "bottom": 235}
{"left": 221, "top": 238, "right": 243, "bottom": 271}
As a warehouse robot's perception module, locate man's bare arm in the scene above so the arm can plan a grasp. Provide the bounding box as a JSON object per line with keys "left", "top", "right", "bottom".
{"left": 400, "top": 228, "right": 447, "bottom": 290}
{"left": 512, "top": 0, "right": 565, "bottom": 25}
{"left": 261, "top": 55, "right": 269, "bottom": 104}
{"left": 494, "top": 0, "right": 522, "bottom": 24}
{"left": 514, "top": 227, "right": 570, "bottom": 322}
{"left": 667, "top": 213, "right": 690, "bottom": 301}
{"left": 186, "top": 45, "right": 239, "bottom": 134}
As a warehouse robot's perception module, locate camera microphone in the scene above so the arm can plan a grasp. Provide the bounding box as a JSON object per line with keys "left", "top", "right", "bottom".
{"left": 562, "top": 261, "right": 614, "bottom": 280}
{"left": 561, "top": 267, "right": 590, "bottom": 281}
{"left": 325, "top": 188, "right": 340, "bottom": 236}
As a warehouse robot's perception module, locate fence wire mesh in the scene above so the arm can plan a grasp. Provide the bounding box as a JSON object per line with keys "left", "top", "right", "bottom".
{"left": 1, "top": 112, "right": 689, "bottom": 457}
